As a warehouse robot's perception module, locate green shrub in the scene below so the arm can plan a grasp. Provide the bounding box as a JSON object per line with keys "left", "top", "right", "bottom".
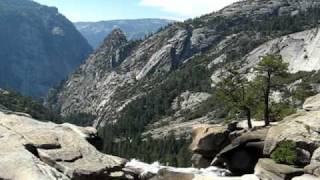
{"left": 271, "top": 140, "right": 297, "bottom": 165}
{"left": 270, "top": 103, "right": 296, "bottom": 122}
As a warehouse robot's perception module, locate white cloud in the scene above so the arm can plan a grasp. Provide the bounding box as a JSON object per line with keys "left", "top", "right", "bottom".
{"left": 139, "top": 0, "right": 239, "bottom": 18}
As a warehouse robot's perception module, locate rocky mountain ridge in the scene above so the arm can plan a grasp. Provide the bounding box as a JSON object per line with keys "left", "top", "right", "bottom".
{"left": 75, "top": 19, "right": 174, "bottom": 49}
{"left": 55, "top": 0, "right": 320, "bottom": 127}
{"left": 0, "top": 0, "right": 92, "bottom": 97}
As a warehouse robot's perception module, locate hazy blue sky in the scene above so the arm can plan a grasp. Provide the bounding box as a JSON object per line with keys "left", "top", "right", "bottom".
{"left": 32, "top": 0, "right": 239, "bottom": 22}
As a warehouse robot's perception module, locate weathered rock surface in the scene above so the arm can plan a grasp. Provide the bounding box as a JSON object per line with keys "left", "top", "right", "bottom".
{"left": 243, "top": 28, "right": 320, "bottom": 73}
{"left": 142, "top": 116, "right": 216, "bottom": 140}
{"left": 0, "top": 110, "right": 126, "bottom": 180}
{"left": 303, "top": 147, "right": 320, "bottom": 177}
{"left": 304, "top": 163, "right": 320, "bottom": 178}
{"left": 213, "top": 128, "right": 269, "bottom": 174}
{"left": 143, "top": 91, "right": 216, "bottom": 139}
{"left": 191, "top": 153, "right": 212, "bottom": 169}
{"left": 261, "top": 93, "right": 320, "bottom": 178}
{"left": 311, "top": 148, "right": 320, "bottom": 164}
{"left": 190, "top": 124, "right": 231, "bottom": 159}
{"left": 171, "top": 91, "right": 212, "bottom": 113}
{"left": 292, "top": 174, "right": 320, "bottom": 180}
{"left": 303, "top": 93, "right": 320, "bottom": 112}
{"left": 254, "top": 158, "right": 304, "bottom": 180}
{"left": 263, "top": 111, "right": 320, "bottom": 158}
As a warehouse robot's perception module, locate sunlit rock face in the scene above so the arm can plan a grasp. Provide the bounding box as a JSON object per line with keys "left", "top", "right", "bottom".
{"left": 0, "top": 109, "right": 126, "bottom": 180}
{"left": 243, "top": 28, "right": 320, "bottom": 73}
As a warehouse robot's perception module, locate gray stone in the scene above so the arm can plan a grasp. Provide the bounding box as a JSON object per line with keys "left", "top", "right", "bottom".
{"left": 255, "top": 159, "right": 304, "bottom": 180}
{"left": 213, "top": 128, "right": 268, "bottom": 174}
{"left": 292, "top": 174, "right": 319, "bottom": 180}
{"left": 304, "top": 148, "right": 320, "bottom": 177}
{"left": 264, "top": 111, "right": 320, "bottom": 157}
{"left": 191, "top": 153, "right": 211, "bottom": 168}
{"left": 189, "top": 124, "right": 231, "bottom": 158}
{"left": 0, "top": 110, "right": 126, "bottom": 180}
{"left": 304, "top": 94, "right": 320, "bottom": 111}
{"left": 311, "top": 148, "right": 320, "bottom": 164}
{"left": 304, "top": 163, "right": 320, "bottom": 177}
{"left": 296, "top": 148, "right": 312, "bottom": 166}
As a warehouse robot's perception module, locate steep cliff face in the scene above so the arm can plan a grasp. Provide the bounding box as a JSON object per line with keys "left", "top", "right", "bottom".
{"left": 0, "top": 0, "right": 92, "bottom": 97}
{"left": 243, "top": 28, "right": 320, "bottom": 73}
{"left": 56, "top": 0, "right": 320, "bottom": 129}
{"left": 75, "top": 19, "right": 174, "bottom": 49}
{"left": 55, "top": 25, "right": 197, "bottom": 126}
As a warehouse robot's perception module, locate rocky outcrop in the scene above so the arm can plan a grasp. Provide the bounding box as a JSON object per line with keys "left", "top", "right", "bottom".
{"left": 171, "top": 91, "right": 212, "bottom": 113}
{"left": 0, "top": 110, "right": 126, "bottom": 180}
{"left": 189, "top": 124, "right": 231, "bottom": 159}
{"left": 243, "top": 28, "right": 320, "bottom": 73}
{"left": 254, "top": 159, "right": 304, "bottom": 180}
{"left": 213, "top": 128, "right": 268, "bottom": 175}
{"left": 261, "top": 93, "right": 320, "bottom": 178}
{"left": 263, "top": 111, "right": 320, "bottom": 161}
{"left": 0, "top": 0, "right": 92, "bottom": 97}
{"left": 142, "top": 91, "right": 214, "bottom": 139}
{"left": 303, "top": 93, "right": 320, "bottom": 111}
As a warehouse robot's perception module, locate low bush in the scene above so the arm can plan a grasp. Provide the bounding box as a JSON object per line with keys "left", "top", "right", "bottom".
{"left": 271, "top": 140, "right": 297, "bottom": 165}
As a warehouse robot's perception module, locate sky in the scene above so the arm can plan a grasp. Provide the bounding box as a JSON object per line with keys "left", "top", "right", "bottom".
{"left": 32, "top": 0, "right": 239, "bottom": 22}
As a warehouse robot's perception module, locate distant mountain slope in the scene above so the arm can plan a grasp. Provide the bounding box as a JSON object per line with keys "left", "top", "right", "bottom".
{"left": 75, "top": 19, "right": 174, "bottom": 48}
{"left": 56, "top": 0, "right": 320, "bottom": 127}
{"left": 0, "top": 0, "right": 92, "bottom": 97}
{"left": 53, "top": 0, "right": 320, "bottom": 165}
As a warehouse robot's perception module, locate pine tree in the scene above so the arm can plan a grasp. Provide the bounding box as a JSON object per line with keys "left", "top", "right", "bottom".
{"left": 215, "top": 68, "right": 257, "bottom": 129}
{"left": 254, "top": 54, "right": 289, "bottom": 126}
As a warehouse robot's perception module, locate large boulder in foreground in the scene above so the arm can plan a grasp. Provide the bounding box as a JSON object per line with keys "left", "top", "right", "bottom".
{"left": 263, "top": 111, "right": 320, "bottom": 159}
{"left": 189, "top": 124, "right": 231, "bottom": 159}
{"left": 212, "top": 128, "right": 268, "bottom": 175}
{"left": 263, "top": 93, "right": 320, "bottom": 177}
{"left": 0, "top": 110, "right": 126, "bottom": 180}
